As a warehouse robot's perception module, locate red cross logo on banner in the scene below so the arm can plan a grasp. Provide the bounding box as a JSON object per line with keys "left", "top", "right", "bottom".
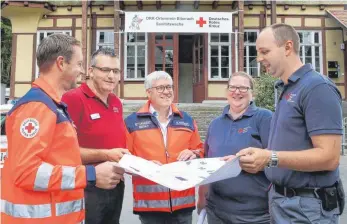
{"left": 20, "top": 118, "right": 40, "bottom": 138}
{"left": 196, "top": 17, "right": 207, "bottom": 27}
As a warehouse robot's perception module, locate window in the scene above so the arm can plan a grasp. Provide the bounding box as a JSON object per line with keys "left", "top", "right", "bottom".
{"left": 235, "top": 30, "right": 260, "bottom": 77}
{"left": 96, "top": 30, "right": 122, "bottom": 61}
{"left": 124, "top": 32, "right": 147, "bottom": 80}
{"left": 298, "top": 31, "right": 322, "bottom": 73}
{"left": 36, "top": 30, "right": 72, "bottom": 77}
{"left": 96, "top": 30, "right": 114, "bottom": 50}
{"left": 208, "top": 33, "right": 232, "bottom": 80}
{"left": 154, "top": 34, "right": 174, "bottom": 77}
{"left": 244, "top": 31, "right": 260, "bottom": 76}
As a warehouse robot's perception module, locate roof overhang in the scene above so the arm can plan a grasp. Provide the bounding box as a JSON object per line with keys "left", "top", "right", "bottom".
{"left": 326, "top": 10, "right": 347, "bottom": 29}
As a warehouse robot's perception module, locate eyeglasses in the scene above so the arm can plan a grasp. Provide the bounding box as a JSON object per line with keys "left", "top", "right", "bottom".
{"left": 92, "top": 66, "right": 121, "bottom": 75}
{"left": 150, "top": 85, "right": 174, "bottom": 93}
{"left": 227, "top": 85, "right": 251, "bottom": 93}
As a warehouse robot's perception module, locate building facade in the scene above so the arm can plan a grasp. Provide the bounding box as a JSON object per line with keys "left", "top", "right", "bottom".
{"left": 1, "top": 0, "right": 347, "bottom": 102}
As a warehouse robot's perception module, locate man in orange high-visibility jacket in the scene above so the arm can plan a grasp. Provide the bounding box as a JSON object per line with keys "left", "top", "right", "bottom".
{"left": 1, "top": 34, "right": 124, "bottom": 224}
{"left": 125, "top": 71, "right": 204, "bottom": 224}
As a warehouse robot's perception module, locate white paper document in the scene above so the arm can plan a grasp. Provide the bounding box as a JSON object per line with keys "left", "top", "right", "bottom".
{"left": 118, "top": 154, "right": 242, "bottom": 191}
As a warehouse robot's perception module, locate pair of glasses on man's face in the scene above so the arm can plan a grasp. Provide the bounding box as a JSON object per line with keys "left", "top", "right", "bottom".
{"left": 227, "top": 85, "right": 251, "bottom": 93}
{"left": 92, "top": 66, "right": 121, "bottom": 75}
{"left": 150, "top": 85, "right": 174, "bottom": 93}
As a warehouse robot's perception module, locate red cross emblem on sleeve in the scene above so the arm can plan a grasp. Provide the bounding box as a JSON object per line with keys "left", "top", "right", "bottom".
{"left": 20, "top": 118, "right": 40, "bottom": 138}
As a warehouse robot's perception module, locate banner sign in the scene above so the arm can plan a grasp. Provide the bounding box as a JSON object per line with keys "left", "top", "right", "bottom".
{"left": 125, "top": 11, "right": 234, "bottom": 33}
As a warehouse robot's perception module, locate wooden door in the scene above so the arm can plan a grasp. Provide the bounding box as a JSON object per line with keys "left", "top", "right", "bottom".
{"left": 150, "top": 33, "right": 179, "bottom": 102}
{"left": 192, "top": 34, "right": 206, "bottom": 103}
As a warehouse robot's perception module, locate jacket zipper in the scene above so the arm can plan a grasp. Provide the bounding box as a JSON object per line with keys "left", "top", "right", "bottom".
{"left": 156, "top": 118, "right": 173, "bottom": 213}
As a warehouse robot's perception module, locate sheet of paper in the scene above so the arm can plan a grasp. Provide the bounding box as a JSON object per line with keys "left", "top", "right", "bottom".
{"left": 118, "top": 154, "right": 241, "bottom": 191}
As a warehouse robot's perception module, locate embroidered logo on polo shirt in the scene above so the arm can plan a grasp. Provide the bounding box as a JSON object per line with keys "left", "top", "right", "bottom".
{"left": 285, "top": 93, "right": 297, "bottom": 103}
{"left": 113, "top": 107, "right": 119, "bottom": 113}
{"left": 238, "top": 126, "right": 251, "bottom": 134}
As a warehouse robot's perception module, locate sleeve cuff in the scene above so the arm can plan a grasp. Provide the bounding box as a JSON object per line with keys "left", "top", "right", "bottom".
{"left": 308, "top": 129, "right": 343, "bottom": 137}
{"left": 86, "top": 165, "right": 96, "bottom": 183}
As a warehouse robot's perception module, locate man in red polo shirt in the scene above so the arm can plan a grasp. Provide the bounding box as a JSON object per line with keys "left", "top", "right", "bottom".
{"left": 62, "top": 48, "right": 128, "bottom": 224}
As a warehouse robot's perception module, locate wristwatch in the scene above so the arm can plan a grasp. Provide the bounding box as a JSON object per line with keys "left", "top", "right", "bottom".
{"left": 267, "top": 151, "right": 279, "bottom": 168}
{"left": 86, "top": 165, "right": 96, "bottom": 186}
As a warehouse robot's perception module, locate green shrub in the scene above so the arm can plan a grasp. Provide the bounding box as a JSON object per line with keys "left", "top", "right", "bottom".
{"left": 254, "top": 73, "right": 278, "bottom": 112}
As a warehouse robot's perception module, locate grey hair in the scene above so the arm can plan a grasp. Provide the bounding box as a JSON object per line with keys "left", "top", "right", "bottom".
{"left": 144, "top": 71, "right": 173, "bottom": 90}
{"left": 90, "top": 47, "right": 118, "bottom": 66}
{"left": 36, "top": 33, "right": 80, "bottom": 72}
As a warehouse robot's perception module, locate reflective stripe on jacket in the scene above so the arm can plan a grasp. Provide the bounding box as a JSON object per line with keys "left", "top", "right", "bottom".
{"left": 1, "top": 78, "right": 86, "bottom": 224}
{"left": 125, "top": 101, "right": 203, "bottom": 213}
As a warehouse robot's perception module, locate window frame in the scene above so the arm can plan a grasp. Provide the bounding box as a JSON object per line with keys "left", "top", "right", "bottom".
{"left": 35, "top": 30, "right": 72, "bottom": 78}
{"left": 235, "top": 29, "right": 261, "bottom": 77}
{"left": 297, "top": 30, "right": 323, "bottom": 73}
{"left": 95, "top": 29, "right": 122, "bottom": 64}
{"left": 208, "top": 33, "right": 232, "bottom": 81}
{"left": 96, "top": 30, "right": 115, "bottom": 50}
{"left": 124, "top": 32, "right": 148, "bottom": 81}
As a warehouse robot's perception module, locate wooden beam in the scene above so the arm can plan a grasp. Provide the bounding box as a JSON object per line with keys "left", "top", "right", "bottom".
{"left": 137, "top": 0, "right": 143, "bottom": 10}
{"left": 271, "top": 1, "right": 276, "bottom": 25}
{"left": 238, "top": 0, "right": 244, "bottom": 71}
{"left": 119, "top": 0, "right": 125, "bottom": 10}
{"left": 231, "top": 1, "right": 237, "bottom": 10}
{"left": 114, "top": 0, "right": 120, "bottom": 95}
{"left": 175, "top": 1, "right": 180, "bottom": 9}
{"left": 343, "top": 40, "right": 347, "bottom": 100}
{"left": 156, "top": 1, "right": 161, "bottom": 9}
{"left": 212, "top": 0, "right": 218, "bottom": 9}
{"left": 194, "top": 0, "right": 199, "bottom": 9}
{"left": 82, "top": 0, "right": 88, "bottom": 81}
{"left": 9, "top": 34, "right": 17, "bottom": 99}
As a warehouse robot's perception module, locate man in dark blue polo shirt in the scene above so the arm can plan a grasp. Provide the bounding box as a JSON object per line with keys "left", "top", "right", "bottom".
{"left": 235, "top": 24, "right": 344, "bottom": 223}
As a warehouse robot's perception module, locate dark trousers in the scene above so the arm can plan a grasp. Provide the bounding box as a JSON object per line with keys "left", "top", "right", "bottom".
{"left": 139, "top": 210, "right": 193, "bottom": 224}
{"left": 269, "top": 187, "right": 339, "bottom": 224}
{"left": 85, "top": 181, "right": 125, "bottom": 224}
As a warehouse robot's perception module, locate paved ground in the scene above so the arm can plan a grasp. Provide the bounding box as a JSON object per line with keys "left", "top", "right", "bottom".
{"left": 120, "top": 155, "right": 347, "bottom": 224}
